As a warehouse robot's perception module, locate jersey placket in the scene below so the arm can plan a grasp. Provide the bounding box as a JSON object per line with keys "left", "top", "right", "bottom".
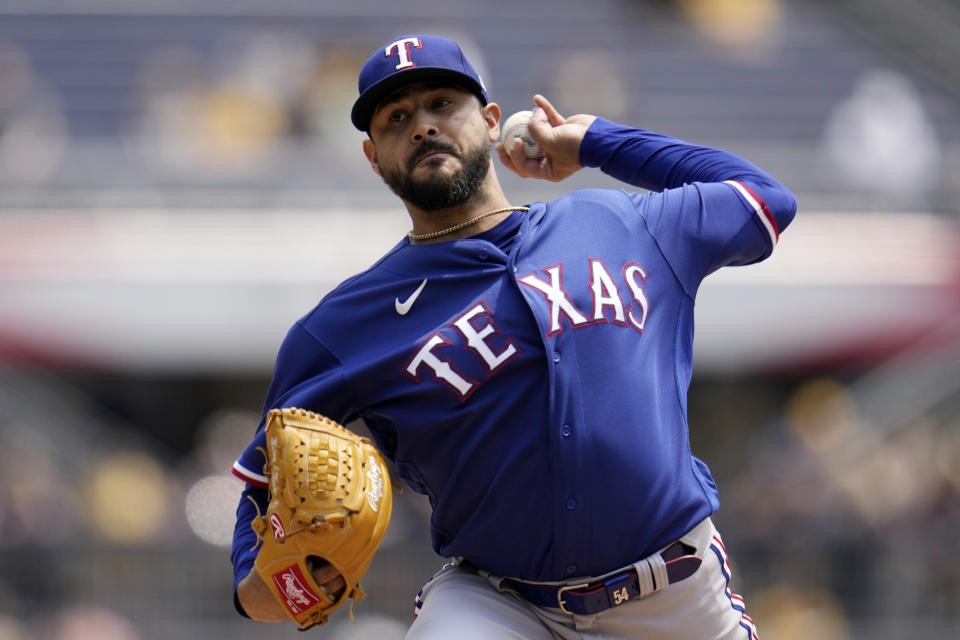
{"left": 508, "top": 238, "right": 586, "bottom": 580}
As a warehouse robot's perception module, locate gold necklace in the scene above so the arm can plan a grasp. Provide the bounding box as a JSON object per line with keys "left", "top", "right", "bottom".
{"left": 408, "top": 206, "right": 530, "bottom": 241}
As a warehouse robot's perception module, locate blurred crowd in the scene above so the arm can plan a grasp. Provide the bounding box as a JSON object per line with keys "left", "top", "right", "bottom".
{"left": 0, "top": 0, "right": 955, "bottom": 209}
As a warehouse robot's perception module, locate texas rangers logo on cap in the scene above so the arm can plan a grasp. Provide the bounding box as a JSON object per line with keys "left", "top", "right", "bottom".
{"left": 386, "top": 36, "right": 423, "bottom": 71}
{"left": 351, "top": 34, "right": 488, "bottom": 131}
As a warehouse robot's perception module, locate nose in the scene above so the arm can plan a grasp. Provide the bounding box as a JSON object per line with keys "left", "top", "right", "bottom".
{"left": 411, "top": 110, "right": 438, "bottom": 142}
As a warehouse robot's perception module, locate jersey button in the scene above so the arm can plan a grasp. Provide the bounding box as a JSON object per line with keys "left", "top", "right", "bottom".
{"left": 553, "top": 351, "right": 561, "bottom": 363}
{"left": 560, "top": 425, "right": 572, "bottom": 437}
{"left": 566, "top": 564, "right": 578, "bottom": 575}
{"left": 565, "top": 497, "right": 577, "bottom": 510}
{"left": 478, "top": 249, "right": 488, "bottom": 259}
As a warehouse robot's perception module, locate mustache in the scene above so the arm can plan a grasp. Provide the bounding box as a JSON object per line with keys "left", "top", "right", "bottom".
{"left": 409, "top": 140, "right": 459, "bottom": 169}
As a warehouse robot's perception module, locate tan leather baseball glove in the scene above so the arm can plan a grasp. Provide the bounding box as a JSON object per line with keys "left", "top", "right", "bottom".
{"left": 250, "top": 407, "right": 393, "bottom": 630}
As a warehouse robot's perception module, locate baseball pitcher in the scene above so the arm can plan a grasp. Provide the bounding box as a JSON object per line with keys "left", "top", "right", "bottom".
{"left": 230, "top": 33, "right": 796, "bottom": 639}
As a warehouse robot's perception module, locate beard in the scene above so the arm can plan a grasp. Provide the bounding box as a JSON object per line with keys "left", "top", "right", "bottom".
{"left": 379, "top": 139, "right": 491, "bottom": 212}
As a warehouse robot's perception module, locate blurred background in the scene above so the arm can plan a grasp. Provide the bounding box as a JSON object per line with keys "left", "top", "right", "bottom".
{"left": 0, "top": 0, "right": 958, "bottom": 638}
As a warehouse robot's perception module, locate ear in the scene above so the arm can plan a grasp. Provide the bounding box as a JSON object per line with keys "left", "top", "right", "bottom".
{"left": 362, "top": 138, "right": 382, "bottom": 176}
{"left": 482, "top": 102, "right": 502, "bottom": 143}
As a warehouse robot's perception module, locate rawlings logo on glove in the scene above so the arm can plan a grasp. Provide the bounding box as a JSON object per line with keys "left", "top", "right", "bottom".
{"left": 366, "top": 457, "right": 385, "bottom": 511}
{"left": 273, "top": 565, "right": 321, "bottom": 614}
{"left": 250, "top": 408, "right": 394, "bottom": 630}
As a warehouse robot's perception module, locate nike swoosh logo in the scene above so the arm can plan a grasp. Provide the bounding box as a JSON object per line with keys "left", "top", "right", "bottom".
{"left": 395, "top": 278, "right": 428, "bottom": 316}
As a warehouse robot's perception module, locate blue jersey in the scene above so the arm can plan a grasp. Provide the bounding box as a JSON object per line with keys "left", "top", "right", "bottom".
{"left": 231, "top": 119, "right": 797, "bottom": 591}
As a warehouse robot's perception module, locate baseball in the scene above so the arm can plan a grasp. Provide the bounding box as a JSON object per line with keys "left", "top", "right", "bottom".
{"left": 500, "top": 110, "right": 544, "bottom": 159}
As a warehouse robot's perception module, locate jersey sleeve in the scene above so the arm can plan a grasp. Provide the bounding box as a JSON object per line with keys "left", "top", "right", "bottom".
{"left": 625, "top": 182, "right": 778, "bottom": 295}
{"left": 231, "top": 483, "right": 267, "bottom": 617}
{"left": 230, "top": 319, "right": 355, "bottom": 610}
{"left": 580, "top": 118, "right": 798, "bottom": 294}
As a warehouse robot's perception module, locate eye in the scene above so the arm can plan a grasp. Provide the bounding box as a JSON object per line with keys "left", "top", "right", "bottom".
{"left": 387, "top": 109, "right": 407, "bottom": 123}
{"left": 431, "top": 97, "right": 452, "bottom": 110}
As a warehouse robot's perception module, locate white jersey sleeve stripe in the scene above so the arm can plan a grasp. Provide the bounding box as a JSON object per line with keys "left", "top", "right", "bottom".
{"left": 232, "top": 460, "right": 268, "bottom": 488}
{"left": 723, "top": 180, "right": 779, "bottom": 249}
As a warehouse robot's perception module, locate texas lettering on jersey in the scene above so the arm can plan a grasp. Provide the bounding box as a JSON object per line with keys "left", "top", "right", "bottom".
{"left": 404, "top": 257, "right": 651, "bottom": 400}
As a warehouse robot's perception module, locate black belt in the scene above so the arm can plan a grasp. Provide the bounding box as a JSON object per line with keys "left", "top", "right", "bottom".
{"left": 500, "top": 541, "right": 702, "bottom": 616}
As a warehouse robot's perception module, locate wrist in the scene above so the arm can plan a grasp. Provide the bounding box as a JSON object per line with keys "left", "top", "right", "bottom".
{"left": 577, "top": 117, "right": 617, "bottom": 169}
{"left": 237, "top": 569, "right": 289, "bottom": 622}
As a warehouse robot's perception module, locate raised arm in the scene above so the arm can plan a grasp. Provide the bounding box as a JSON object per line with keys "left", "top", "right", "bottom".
{"left": 497, "top": 95, "right": 796, "bottom": 233}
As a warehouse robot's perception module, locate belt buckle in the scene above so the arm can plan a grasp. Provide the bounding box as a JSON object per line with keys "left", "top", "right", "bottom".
{"left": 556, "top": 582, "right": 589, "bottom": 615}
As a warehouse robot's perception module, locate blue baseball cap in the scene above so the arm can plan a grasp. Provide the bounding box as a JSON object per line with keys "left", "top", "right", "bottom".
{"left": 351, "top": 34, "right": 488, "bottom": 131}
